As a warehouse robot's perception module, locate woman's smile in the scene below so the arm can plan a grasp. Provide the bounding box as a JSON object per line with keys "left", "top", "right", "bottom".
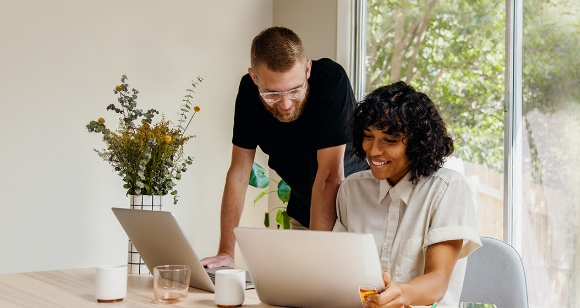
{"left": 363, "top": 127, "right": 411, "bottom": 185}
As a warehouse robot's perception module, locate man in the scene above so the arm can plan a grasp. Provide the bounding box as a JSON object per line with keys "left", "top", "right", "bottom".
{"left": 201, "top": 27, "right": 366, "bottom": 268}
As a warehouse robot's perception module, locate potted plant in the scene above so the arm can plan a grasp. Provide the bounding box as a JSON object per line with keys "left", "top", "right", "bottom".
{"left": 87, "top": 75, "right": 203, "bottom": 274}
{"left": 249, "top": 162, "right": 291, "bottom": 229}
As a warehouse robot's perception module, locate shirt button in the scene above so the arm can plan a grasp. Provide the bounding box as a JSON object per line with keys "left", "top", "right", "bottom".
{"left": 389, "top": 215, "right": 396, "bottom": 221}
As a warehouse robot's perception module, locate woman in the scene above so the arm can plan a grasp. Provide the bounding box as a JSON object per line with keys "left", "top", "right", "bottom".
{"left": 336, "top": 81, "right": 481, "bottom": 308}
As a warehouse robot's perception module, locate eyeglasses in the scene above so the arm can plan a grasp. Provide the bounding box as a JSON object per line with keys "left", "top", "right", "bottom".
{"left": 258, "top": 76, "right": 308, "bottom": 104}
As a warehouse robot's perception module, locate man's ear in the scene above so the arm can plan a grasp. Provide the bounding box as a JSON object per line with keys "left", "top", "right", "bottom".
{"left": 248, "top": 68, "right": 258, "bottom": 85}
{"left": 306, "top": 60, "right": 312, "bottom": 79}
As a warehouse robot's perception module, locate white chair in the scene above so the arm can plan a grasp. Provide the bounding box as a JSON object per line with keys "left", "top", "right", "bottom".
{"left": 459, "top": 237, "right": 529, "bottom": 308}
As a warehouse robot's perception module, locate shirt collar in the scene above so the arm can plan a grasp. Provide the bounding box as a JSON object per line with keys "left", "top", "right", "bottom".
{"left": 378, "top": 172, "right": 414, "bottom": 204}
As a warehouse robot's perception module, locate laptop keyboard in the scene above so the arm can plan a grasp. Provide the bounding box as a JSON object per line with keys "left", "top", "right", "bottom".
{"left": 207, "top": 271, "right": 216, "bottom": 283}
{"left": 207, "top": 270, "right": 253, "bottom": 285}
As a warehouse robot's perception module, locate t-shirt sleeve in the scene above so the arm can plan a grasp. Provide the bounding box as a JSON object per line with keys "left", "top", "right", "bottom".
{"left": 312, "top": 69, "right": 355, "bottom": 150}
{"left": 232, "top": 75, "right": 258, "bottom": 150}
{"left": 423, "top": 177, "right": 482, "bottom": 259}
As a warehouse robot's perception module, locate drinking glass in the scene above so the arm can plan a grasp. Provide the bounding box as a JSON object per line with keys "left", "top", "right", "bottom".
{"left": 153, "top": 265, "right": 191, "bottom": 304}
{"left": 460, "top": 302, "right": 497, "bottom": 308}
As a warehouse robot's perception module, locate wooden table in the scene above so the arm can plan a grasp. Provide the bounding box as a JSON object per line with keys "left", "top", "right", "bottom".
{"left": 0, "top": 268, "right": 274, "bottom": 307}
{"left": 0, "top": 268, "right": 456, "bottom": 308}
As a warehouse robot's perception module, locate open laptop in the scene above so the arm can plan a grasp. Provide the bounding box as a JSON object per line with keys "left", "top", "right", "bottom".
{"left": 234, "top": 227, "right": 386, "bottom": 308}
{"left": 111, "top": 208, "right": 253, "bottom": 292}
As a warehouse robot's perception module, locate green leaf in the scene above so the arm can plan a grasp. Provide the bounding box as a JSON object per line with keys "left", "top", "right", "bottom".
{"left": 249, "top": 162, "right": 269, "bottom": 188}
{"left": 277, "top": 180, "right": 291, "bottom": 203}
{"left": 264, "top": 212, "right": 270, "bottom": 228}
{"left": 282, "top": 211, "right": 290, "bottom": 229}
{"left": 253, "top": 189, "right": 269, "bottom": 205}
{"left": 276, "top": 209, "right": 291, "bottom": 229}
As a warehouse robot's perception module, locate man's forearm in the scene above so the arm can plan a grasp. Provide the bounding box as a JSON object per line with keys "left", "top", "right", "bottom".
{"left": 310, "top": 145, "right": 346, "bottom": 230}
{"left": 309, "top": 177, "right": 341, "bottom": 230}
{"left": 217, "top": 176, "right": 247, "bottom": 256}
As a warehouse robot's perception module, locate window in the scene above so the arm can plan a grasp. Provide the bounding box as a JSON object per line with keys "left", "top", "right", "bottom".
{"left": 517, "top": 0, "right": 580, "bottom": 306}
{"left": 355, "top": 0, "right": 580, "bottom": 307}
{"left": 359, "top": 0, "right": 505, "bottom": 240}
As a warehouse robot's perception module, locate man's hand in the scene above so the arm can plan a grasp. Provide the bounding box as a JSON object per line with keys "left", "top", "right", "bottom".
{"left": 200, "top": 251, "right": 235, "bottom": 268}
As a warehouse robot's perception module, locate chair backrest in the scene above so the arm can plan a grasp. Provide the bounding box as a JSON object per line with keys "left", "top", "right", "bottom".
{"left": 460, "top": 237, "right": 529, "bottom": 308}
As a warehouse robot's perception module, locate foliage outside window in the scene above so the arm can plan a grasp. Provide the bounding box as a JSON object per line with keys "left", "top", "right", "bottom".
{"left": 363, "top": 0, "right": 580, "bottom": 307}
{"left": 365, "top": 0, "right": 505, "bottom": 172}
{"left": 520, "top": 0, "right": 580, "bottom": 307}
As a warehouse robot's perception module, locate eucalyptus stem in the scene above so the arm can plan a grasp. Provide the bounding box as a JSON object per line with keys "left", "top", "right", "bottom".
{"left": 181, "top": 111, "right": 197, "bottom": 136}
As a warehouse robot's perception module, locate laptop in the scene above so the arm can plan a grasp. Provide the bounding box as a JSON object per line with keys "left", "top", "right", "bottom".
{"left": 111, "top": 208, "right": 253, "bottom": 292}
{"left": 234, "top": 227, "right": 386, "bottom": 308}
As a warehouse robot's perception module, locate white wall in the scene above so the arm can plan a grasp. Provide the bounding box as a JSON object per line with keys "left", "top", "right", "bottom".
{"left": 274, "top": 0, "right": 338, "bottom": 62}
{"left": 0, "top": 0, "right": 348, "bottom": 274}
{"left": 0, "top": 0, "right": 272, "bottom": 274}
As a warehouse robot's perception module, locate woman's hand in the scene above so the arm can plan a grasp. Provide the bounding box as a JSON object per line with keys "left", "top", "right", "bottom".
{"left": 365, "top": 239, "right": 463, "bottom": 307}
{"left": 364, "top": 271, "right": 411, "bottom": 308}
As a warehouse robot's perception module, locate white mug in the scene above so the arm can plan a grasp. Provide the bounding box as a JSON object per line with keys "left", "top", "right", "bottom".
{"left": 94, "top": 264, "right": 127, "bottom": 302}
{"left": 214, "top": 269, "right": 245, "bottom": 307}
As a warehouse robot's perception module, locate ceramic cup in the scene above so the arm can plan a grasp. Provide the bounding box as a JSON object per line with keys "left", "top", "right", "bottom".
{"left": 214, "top": 269, "right": 246, "bottom": 307}
{"left": 153, "top": 265, "right": 191, "bottom": 304}
{"left": 94, "top": 264, "right": 128, "bottom": 303}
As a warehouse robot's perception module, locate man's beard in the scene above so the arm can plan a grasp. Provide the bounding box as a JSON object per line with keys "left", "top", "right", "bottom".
{"left": 260, "top": 88, "right": 309, "bottom": 123}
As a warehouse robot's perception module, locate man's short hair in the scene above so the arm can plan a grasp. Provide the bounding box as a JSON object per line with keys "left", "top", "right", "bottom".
{"left": 250, "top": 27, "right": 305, "bottom": 73}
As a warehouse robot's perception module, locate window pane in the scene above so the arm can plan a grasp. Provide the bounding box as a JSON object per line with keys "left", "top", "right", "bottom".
{"left": 365, "top": 0, "right": 505, "bottom": 240}
{"left": 522, "top": 0, "right": 580, "bottom": 307}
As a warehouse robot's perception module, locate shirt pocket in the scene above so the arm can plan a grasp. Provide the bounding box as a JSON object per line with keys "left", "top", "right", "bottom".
{"left": 394, "top": 237, "right": 425, "bottom": 283}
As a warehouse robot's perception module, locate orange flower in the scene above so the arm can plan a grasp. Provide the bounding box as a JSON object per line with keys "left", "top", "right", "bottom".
{"left": 193, "top": 106, "right": 200, "bottom": 112}
{"left": 164, "top": 135, "right": 172, "bottom": 143}
{"left": 98, "top": 117, "right": 105, "bottom": 124}
{"left": 115, "top": 85, "right": 122, "bottom": 92}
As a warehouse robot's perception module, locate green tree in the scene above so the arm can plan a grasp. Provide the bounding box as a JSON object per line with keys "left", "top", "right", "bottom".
{"left": 367, "top": 1, "right": 580, "bottom": 307}
{"left": 522, "top": 0, "right": 580, "bottom": 189}
{"left": 521, "top": 1, "right": 580, "bottom": 307}
{"left": 366, "top": 0, "right": 505, "bottom": 171}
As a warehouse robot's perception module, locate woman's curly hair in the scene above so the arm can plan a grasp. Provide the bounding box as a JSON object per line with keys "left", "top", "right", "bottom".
{"left": 352, "top": 81, "right": 454, "bottom": 183}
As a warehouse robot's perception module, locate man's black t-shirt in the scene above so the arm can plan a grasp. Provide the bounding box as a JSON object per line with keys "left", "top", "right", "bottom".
{"left": 232, "top": 58, "right": 366, "bottom": 228}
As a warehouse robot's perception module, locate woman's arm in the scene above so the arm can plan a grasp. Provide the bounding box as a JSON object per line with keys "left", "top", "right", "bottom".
{"left": 364, "top": 239, "right": 463, "bottom": 308}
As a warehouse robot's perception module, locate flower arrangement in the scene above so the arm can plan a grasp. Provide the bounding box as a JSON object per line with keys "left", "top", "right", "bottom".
{"left": 86, "top": 74, "right": 202, "bottom": 204}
